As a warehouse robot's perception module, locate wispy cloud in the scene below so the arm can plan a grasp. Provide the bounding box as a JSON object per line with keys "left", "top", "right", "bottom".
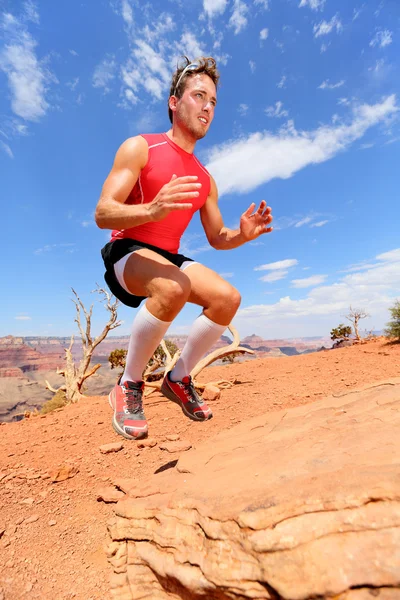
{"left": 310, "top": 220, "right": 329, "bottom": 227}
{"left": 92, "top": 56, "right": 116, "bottom": 93}
{"left": 0, "top": 10, "right": 54, "bottom": 121}
{"left": 313, "top": 14, "right": 343, "bottom": 38}
{"left": 255, "top": 259, "right": 298, "bottom": 271}
{"left": 249, "top": 60, "right": 256, "bottom": 73}
{"left": 295, "top": 216, "right": 313, "bottom": 228}
{"left": 238, "top": 103, "right": 249, "bottom": 116}
{"left": 265, "top": 101, "right": 289, "bottom": 119}
{"left": 15, "top": 315, "right": 31, "bottom": 321}
{"left": 254, "top": 0, "right": 270, "bottom": 8}
{"left": 299, "top": 0, "right": 325, "bottom": 10}
{"left": 203, "top": 0, "right": 228, "bottom": 18}
{"left": 291, "top": 274, "right": 327, "bottom": 288}
{"left": 370, "top": 29, "right": 393, "bottom": 49}
{"left": 206, "top": 95, "right": 398, "bottom": 197}
{"left": 229, "top": 0, "right": 248, "bottom": 34}
{"left": 121, "top": 0, "right": 134, "bottom": 26}
{"left": 277, "top": 74, "right": 287, "bottom": 89}
{"left": 319, "top": 79, "right": 345, "bottom": 90}
{"left": 0, "top": 141, "right": 14, "bottom": 158}
{"left": 259, "top": 270, "right": 289, "bottom": 283}
{"left": 260, "top": 28, "right": 269, "bottom": 41}
{"left": 34, "top": 243, "right": 75, "bottom": 255}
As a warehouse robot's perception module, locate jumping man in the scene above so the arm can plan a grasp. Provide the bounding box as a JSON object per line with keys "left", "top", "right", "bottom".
{"left": 95, "top": 56, "right": 273, "bottom": 440}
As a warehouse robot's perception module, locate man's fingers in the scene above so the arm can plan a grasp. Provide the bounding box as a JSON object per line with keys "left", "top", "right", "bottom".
{"left": 263, "top": 214, "right": 273, "bottom": 224}
{"left": 165, "top": 203, "right": 193, "bottom": 211}
{"left": 262, "top": 226, "right": 273, "bottom": 234}
{"left": 169, "top": 175, "right": 199, "bottom": 186}
{"left": 257, "top": 200, "right": 267, "bottom": 214}
{"left": 169, "top": 183, "right": 202, "bottom": 195}
{"left": 170, "top": 192, "right": 200, "bottom": 202}
{"left": 243, "top": 202, "right": 256, "bottom": 217}
{"left": 170, "top": 173, "right": 178, "bottom": 182}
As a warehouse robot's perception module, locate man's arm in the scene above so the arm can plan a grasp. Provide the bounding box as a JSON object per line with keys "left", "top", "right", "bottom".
{"left": 95, "top": 136, "right": 150, "bottom": 230}
{"left": 200, "top": 175, "right": 273, "bottom": 250}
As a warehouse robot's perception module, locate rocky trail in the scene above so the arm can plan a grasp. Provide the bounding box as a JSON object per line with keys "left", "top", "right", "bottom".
{"left": 0, "top": 338, "right": 399, "bottom": 600}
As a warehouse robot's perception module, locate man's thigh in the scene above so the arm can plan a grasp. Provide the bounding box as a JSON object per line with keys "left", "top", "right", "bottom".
{"left": 184, "top": 263, "right": 234, "bottom": 308}
{"left": 122, "top": 248, "right": 185, "bottom": 297}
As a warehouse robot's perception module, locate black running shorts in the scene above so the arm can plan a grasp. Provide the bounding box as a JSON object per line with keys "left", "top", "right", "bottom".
{"left": 101, "top": 238, "right": 194, "bottom": 308}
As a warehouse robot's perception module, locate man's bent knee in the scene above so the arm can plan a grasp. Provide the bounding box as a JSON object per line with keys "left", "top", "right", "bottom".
{"left": 152, "top": 275, "right": 191, "bottom": 312}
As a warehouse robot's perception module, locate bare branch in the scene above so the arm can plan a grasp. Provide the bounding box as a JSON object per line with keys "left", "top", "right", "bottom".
{"left": 160, "top": 339, "right": 171, "bottom": 362}
{"left": 191, "top": 325, "right": 253, "bottom": 378}
{"left": 45, "top": 380, "right": 66, "bottom": 393}
{"left": 80, "top": 363, "right": 101, "bottom": 385}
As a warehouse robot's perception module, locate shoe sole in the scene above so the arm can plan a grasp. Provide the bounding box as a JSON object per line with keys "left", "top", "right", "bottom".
{"left": 108, "top": 392, "right": 148, "bottom": 441}
{"left": 160, "top": 383, "right": 213, "bottom": 422}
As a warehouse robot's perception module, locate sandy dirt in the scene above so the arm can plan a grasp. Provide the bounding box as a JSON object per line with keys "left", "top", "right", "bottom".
{"left": 0, "top": 337, "right": 399, "bottom": 600}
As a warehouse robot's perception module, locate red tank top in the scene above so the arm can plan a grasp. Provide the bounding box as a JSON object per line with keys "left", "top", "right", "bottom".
{"left": 111, "top": 133, "right": 211, "bottom": 254}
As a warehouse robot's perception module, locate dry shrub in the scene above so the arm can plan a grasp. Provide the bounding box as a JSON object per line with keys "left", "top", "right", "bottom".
{"left": 41, "top": 389, "right": 67, "bottom": 415}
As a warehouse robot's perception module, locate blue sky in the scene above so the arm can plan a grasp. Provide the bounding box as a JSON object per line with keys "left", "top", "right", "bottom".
{"left": 1, "top": 0, "right": 399, "bottom": 340}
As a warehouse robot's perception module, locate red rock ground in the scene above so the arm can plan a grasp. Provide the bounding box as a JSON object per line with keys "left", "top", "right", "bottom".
{"left": 0, "top": 338, "right": 399, "bottom": 600}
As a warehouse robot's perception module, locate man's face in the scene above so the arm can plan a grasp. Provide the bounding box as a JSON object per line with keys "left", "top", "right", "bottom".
{"left": 173, "top": 73, "right": 217, "bottom": 140}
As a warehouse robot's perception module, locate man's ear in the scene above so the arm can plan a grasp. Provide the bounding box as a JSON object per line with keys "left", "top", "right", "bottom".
{"left": 169, "top": 95, "right": 177, "bottom": 115}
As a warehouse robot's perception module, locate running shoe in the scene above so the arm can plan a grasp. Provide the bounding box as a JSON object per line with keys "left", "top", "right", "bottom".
{"left": 109, "top": 379, "right": 148, "bottom": 440}
{"left": 161, "top": 372, "right": 213, "bottom": 421}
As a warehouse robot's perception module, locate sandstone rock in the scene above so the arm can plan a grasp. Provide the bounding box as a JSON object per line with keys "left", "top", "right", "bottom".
{"left": 159, "top": 440, "right": 192, "bottom": 453}
{"left": 137, "top": 438, "right": 157, "bottom": 449}
{"left": 202, "top": 383, "right": 221, "bottom": 401}
{"left": 165, "top": 434, "right": 180, "bottom": 442}
{"left": 99, "top": 442, "right": 124, "bottom": 454}
{"left": 97, "top": 487, "right": 125, "bottom": 503}
{"left": 50, "top": 464, "right": 79, "bottom": 482}
{"left": 24, "top": 515, "right": 39, "bottom": 524}
{"left": 48, "top": 520, "right": 57, "bottom": 526}
{"left": 108, "top": 379, "right": 400, "bottom": 600}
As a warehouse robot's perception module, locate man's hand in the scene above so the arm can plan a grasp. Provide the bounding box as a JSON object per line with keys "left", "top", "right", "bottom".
{"left": 239, "top": 200, "right": 273, "bottom": 241}
{"left": 146, "top": 174, "right": 201, "bottom": 222}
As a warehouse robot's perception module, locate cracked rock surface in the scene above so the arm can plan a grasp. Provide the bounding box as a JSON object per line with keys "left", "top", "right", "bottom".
{"left": 107, "top": 379, "right": 400, "bottom": 599}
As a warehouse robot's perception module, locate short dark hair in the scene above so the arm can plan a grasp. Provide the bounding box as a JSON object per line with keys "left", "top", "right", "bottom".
{"left": 168, "top": 56, "right": 220, "bottom": 123}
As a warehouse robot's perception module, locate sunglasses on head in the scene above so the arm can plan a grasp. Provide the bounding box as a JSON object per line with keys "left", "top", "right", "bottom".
{"left": 173, "top": 57, "right": 214, "bottom": 96}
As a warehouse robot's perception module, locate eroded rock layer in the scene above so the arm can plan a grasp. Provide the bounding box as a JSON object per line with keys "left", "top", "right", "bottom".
{"left": 107, "top": 379, "right": 400, "bottom": 599}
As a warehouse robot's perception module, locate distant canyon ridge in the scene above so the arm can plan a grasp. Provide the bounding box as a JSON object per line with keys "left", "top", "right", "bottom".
{"left": 0, "top": 333, "right": 331, "bottom": 422}
{"left": 0, "top": 333, "right": 331, "bottom": 376}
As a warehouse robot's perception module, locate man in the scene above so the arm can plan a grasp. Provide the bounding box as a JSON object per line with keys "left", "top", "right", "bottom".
{"left": 95, "top": 56, "right": 273, "bottom": 440}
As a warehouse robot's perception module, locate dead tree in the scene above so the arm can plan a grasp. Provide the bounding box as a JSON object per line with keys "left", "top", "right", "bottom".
{"left": 144, "top": 325, "right": 254, "bottom": 397}
{"left": 345, "top": 306, "right": 370, "bottom": 341}
{"left": 45, "top": 286, "right": 121, "bottom": 403}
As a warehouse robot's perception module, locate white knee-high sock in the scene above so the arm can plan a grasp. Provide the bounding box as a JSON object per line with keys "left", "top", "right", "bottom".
{"left": 121, "top": 303, "right": 171, "bottom": 384}
{"left": 170, "top": 313, "right": 227, "bottom": 381}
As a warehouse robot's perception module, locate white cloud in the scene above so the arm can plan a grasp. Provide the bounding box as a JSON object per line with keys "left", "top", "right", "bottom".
{"left": 236, "top": 248, "right": 400, "bottom": 337}
{"left": 254, "top": 0, "right": 270, "bottom": 8}
{"left": 69, "top": 49, "right": 78, "bottom": 57}
{"left": 229, "top": 0, "right": 248, "bottom": 34}
{"left": 370, "top": 29, "right": 393, "bottom": 48}
{"left": 180, "top": 32, "right": 205, "bottom": 59}
{"left": 0, "top": 11, "right": 53, "bottom": 121}
{"left": 277, "top": 75, "right": 287, "bottom": 89}
{"left": 92, "top": 56, "right": 116, "bottom": 93}
{"left": 249, "top": 60, "right": 256, "bottom": 73}
{"left": 0, "top": 141, "right": 13, "bottom": 158}
{"left": 203, "top": 0, "right": 228, "bottom": 18}
{"left": 255, "top": 259, "right": 298, "bottom": 271}
{"left": 320, "top": 42, "right": 330, "bottom": 53}
{"left": 295, "top": 216, "right": 313, "bottom": 227}
{"left": 291, "top": 275, "right": 327, "bottom": 288}
{"left": 310, "top": 220, "right": 329, "bottom": 227}
{"left": 238, "top": 103, "right": 249, "bottom": 115}
{"left": 23, "top": 1, "right": 40, "bottom": 24}
{"left": 299, "top": 0, "right": 325, "bottom": 10}
{"left": 15, "top": 315, "right": 31, "bottom": 320}
{"left": 265, "top": 101, "right": 288, "bottom": 118}
{"left": 220, "top": 272, "right": 234, "bottom": 279}
{"left": 121, "top": 0, "right": 133, "bottom": 26}
{"left": 206, "top": 95, "right": 398, "bottom": 197}
{"left": 259, "top": 270, "right": 289, "bottom": 283}
{"left": 313, "top": 14, "right": 343, "bottom": 38}
{"left": 260, "top": 28, "right": 269, "bottom": 41}
{"left": 319, "top": 79, "right": 345, "bottom": 90}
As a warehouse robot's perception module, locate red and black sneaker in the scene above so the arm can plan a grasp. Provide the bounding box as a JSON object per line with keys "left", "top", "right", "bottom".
{"left": 161, "top": 372, "right": 213, "bottom": 422}
{"left": 108, "top": 379, "right": 148, "bottom": 440}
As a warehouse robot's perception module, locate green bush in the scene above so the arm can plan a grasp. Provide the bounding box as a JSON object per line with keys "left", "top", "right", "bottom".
{"left": 384, "top": 300, "right": 400, "bottom": 341}
{"left": 330, "top": 324, "right": 352, "bottom": 342}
